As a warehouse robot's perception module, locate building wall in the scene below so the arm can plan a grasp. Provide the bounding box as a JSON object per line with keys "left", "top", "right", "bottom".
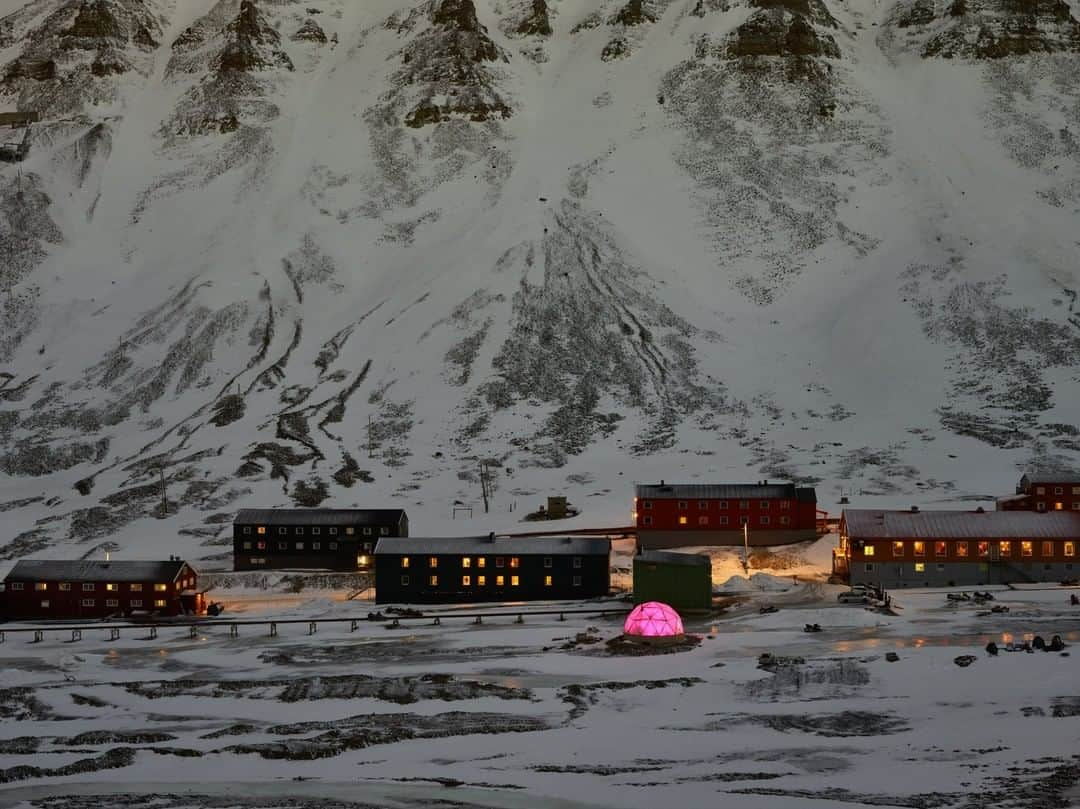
{"left": 375, "top": 552, "right": 610, "bottom": 604}
{"left": 635, "top": 497, "right": 816, "bottom": 533}
{"left": 233, "top": 520, "right": 399, "bottom": 571}
{"left": 637, "top": 527, "right": 819, "bottom": 549}
{"left": 1017, "top": 482, "right": 1080, "bottom": 514}
{"left": 632, "top": 560, "right": 712, "bottom": 611}
{"left": 849, "top": 560, "right": 1079, "bottom": 588}
{"left": 2, "top": 566, "right": 196, "bottom": 620}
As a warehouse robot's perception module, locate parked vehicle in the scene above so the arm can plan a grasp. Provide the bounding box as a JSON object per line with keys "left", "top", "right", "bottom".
{"left": 837, "top": 592, "right": 869, "bottom": 604}
{"left": 759, "top": 605, "right": 778, "bottom": 614}
{"left": 803, "top": 623, "right": 822, "bottom": 633}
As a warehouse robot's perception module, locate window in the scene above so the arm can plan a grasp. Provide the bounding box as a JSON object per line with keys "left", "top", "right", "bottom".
{"left": 429, "top": 557, "right": 438, "bottom": 568}
{"left": 780, "top": 516, "right": 790, "bottom": 525}
{"left": 511, "top": 575, "right": 520, "bottom": 586}
{"left": 81, "top": 599, "right": 94, "bottom": 607}
{"left": 913, "top": 541, "right": 925, "bottom": 557}
{"left": 131, "top": 599, "right": 142, "bottom": 607}
{"left": 243, "top": 526, "right": 252, "bottom": 535}
{"left": 278, "top": 542, "right": 287, "bottom": 550}
{"left": 462, "top": 575, "right": 471, "bottom": 586}
{"left": 462, "top": 557, "right": 472, "bottom": 569}
{"left": 643, "top": 516, "right": 653, "bottom": 526}
{"left": 865, "top": 563, "right": 874, "bottom": 572}
{"left": 573, "top": 557, "right": 582, "bottom": 569}
{"left": 82, "top": 583, "right": 94, "bottom": 591}
{"left": 380, "top": 527, "right": 390, "bottom": 536}
{"left": 130, "top": 583, "right": 142, "bottom": 592}
{"left": 1037, "top": 502, "right": 1047, "bottom": 512}
{"left": 1043, "top": 541, "right": 1054, "bottom": 556}
{"left": 257, "top": 541, "right": 266, "bottom": 550}
{"left": 893, "top": 541, "right": 904, "bottom": 557}
{"left": 957, "top": 541, "right": 968, "bottom": 557}
{"left": 719, "top": 516, "right": 729, "bottom": 525}
{"left": 9, "top": 582, "right": 22, "bottom": 590}
{"left": 496, "top": 575, "right": 505, "bottom": 586}
{"left": 279, "top": 527, "right": 287, "bottom": 535}
{"left": 679, "top": 516, "right": 688, "bottom": 525}
{"left": 760, "top": 516, "right": 770, "bottom": 525}
{"left": 510, "top": 557, "right": 520, "bottom": 569}
{"left": 1066, "top": 542, "right": 1075, "bottom": 557}
{"left": 313, "top": 542, "right": 321, "bottom": 550}
{"left": 478, "top": 558, "right": 486, "bottom": 568}
{"left": 401, "top": 575, "right": 410, "bottom": 586}
{"left": 718, "top": 500, "right": 728, "bottom": 509}
{"left": 543, "top": 557, "right": 553, "bottom": 568}
{"left": 363, "top": 527, "right": 372, "bottom": 536}
{"left": 496, "top": 558, "right": 505, "bottom": 568}
{"left": 739, "top": 501, "right": 749, "bottom": 510}
{"left": 59, "top": 583, "right": 71, "bottom": 591}
{"left": 402, "top": 557, "right": 410, "bottom": 569}
{"left": 935, "top": 541, "right": 947, "bottom": 557}
{"left": 698, "top": 516, "right": 709, "bottom": 526}
{"left": 1037, "top": 487, "right": 1046, "bottom": 495}
{"left": 329, "top": 527, "right": 338, "bottom": 536}
{"left": 760, "top": 501, "right": 769, "bottom": 509}
{"left": 1021, "top": 541, "right": 1033, "bottom": 557}
{"left": 257, "top": 526, "right": 266, "bottom": 535}
{"left": 698, "top": 500, "right": 708, "bottom": 509}
{"left": 243, "top": 541, "right": 252, "bottom": 550}
{"left": 154, "top": 584, "right": 167, "bottom": 592}
{"left": 477, "top": 575, "right": 486, "bottom": 586}
{"left": 430, "top": 575, "right": 439, "bottom": 586}
{"left": 1053, "top": 502, "right": 1064, "bottom": 510}
{"left": 544, "top": 575, "right": 553, "bottom": 587}
{"left": 937, "top": 564, "right": 945, "bottom": 571}
{"left": 40, "top": 600, "right": 50, "bottom": 608}
{"left": 105, "top": 583, "right": 118, "bottom": 591}
{"left": 346, "top": 527, "right": 355, "bottom": 535}
{"left": 106, "top": 599, "right": 119, "bottom": 608}
{"left": 739, "top": 516, "right": 749, "bottom": 525}
{"left": 250, "top": 558, "right": 266, "bottom": 565}
{"left": 678, "top": 501, "right": 688, "bottom": 509}
{"left": 1073, "top": 503, "right": 1080, "bottom": 510}
{"left": 863, "top": 545, "right": 875, "bottom": 557}
{"left": 914, "top": 562, "right": 925, "bottom": 573}
{"left": 329, "top": 542, "right": 338, "bottom": 550}
{"left": 295, "top": 542, "right": 304, "bottom": 550}
{"left": 573, "top": 576, "right": 582, "bottom": 586}
{"left": 1073, "top": 487, "right": 1080, "bottom": 495}
{"left": 154, "top": 599, "right": 166, "bottom": 608}
{"left": 34, "top": 582, "right": 47, "bottom": 591}
{"left": 999, "top": 540, "right": 1011, "bottom": 556}
{"left": 312, "top": 527, "right": 320, "bottom": 535}
{"left": 780, "top": 500, "right": 791, "bottom": 509}
{"left": 1055, "top": 487, "right": 1064, "bottom": 495}
{"left": 978, "top": 541, "right": 990, "bottom": 557}
{"left": 643, "top": 500, "right": 653, "bottom": 509}
{"left": 296, "top": 527, "right": 304, "bottom": 535}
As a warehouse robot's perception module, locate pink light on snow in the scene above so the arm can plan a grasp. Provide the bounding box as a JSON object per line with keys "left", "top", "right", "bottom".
{"left": 623, "top": 601, "right": 684, "bottom": 637}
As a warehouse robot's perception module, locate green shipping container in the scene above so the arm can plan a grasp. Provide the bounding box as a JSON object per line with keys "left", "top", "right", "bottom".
{"left": 633, "top": 550, "right": 712, "bottom": 612}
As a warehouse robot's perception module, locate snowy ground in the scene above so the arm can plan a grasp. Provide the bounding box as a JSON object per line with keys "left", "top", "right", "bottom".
{"left": 1, "top": 538, "right": 1078, "bottom": 808}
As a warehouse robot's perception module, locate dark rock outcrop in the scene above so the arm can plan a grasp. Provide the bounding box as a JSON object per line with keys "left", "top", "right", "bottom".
{"left": 517, "top": 0, "right": 553, "bottom": 35}
{"left": 727, "top": 10, "right": 841, "bottom": 58}
{"left": 219, "top": 1, "right": 294, "bottom": 73}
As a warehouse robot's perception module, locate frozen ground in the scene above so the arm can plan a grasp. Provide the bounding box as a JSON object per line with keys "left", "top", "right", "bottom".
{"left": 1, "top": 540, "right": 1078, "bottom": 808}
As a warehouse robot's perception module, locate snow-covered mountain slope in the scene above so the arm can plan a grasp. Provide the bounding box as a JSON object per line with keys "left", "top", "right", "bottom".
{"left": 0, "top": 0, "right": 1078, "bottom": 564}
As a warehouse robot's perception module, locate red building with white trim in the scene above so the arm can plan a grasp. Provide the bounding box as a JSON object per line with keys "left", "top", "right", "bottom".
{"left": 1, "top": 559, "right": 204, "bottom": 620}
{"left": 634, "top": 481, "right": 819, "bottom": 548}
{"left": 996, "top": 472, "right": 1080, "bottom": 514}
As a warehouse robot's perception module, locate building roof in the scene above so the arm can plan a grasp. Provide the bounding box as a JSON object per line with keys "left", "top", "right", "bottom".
{"left": 374, "top": 536, "right": 611, "bottom": 556}
{"left": 234, "top": 508, "right": 406, "bottom": 526}
{"left": 636, "top": 550, "right": 711, "bottom": 568}
{"left": 5, "top": 559, "right": 189, "bottom": 583}
{"left": 635, "top": 483, "right": 816, "bottom": 502}
{"left": 1021, "top": 472, "right": 1080, "bottom": 484}
{"left": 842, "top": 509, "right": 1080, "bottom": 540}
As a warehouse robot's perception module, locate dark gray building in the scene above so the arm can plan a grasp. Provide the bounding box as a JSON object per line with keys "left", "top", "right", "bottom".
{"left": 233, "top": 509, "right": 408, "bottom": 571}
{"left": 373, "top": 535, "right": 611, "bottom": 604}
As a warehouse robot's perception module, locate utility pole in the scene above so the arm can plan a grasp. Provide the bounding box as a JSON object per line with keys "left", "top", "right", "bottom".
{"left": 158, "top": 466, "right": 167, "bottom": 515}
{"left": 742, "top": 522, "right": 749, "bottom": 574}
{"left": 479, "top": 461, "right": 490, "bottom": 514}
{"left": 367, "top": 415, "right": 374, "bottom": 459}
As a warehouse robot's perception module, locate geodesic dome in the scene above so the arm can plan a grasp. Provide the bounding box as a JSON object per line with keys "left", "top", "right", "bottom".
{"left": 623, "top": 601, "right": 684, "bottom": 637}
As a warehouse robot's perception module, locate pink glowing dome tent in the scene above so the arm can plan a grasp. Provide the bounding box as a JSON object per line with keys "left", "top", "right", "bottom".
{"left": 623, "top": 601, "right": 684, "bottom": 638}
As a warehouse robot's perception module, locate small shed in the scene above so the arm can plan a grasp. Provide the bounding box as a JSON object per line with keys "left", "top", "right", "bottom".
{"left": 633, "top": 550, "right": 711, "bottom": 612}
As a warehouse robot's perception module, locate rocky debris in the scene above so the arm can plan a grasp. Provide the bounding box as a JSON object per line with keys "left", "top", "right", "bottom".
{"left": 209, "top": 393, "right": 245, "bottom": 427}
{"left": 726, "top": 11, "right": 841, "bottom": 58}
{"left": 560, "top": 678, "right": 703, "bottom": 720}
{"left": 291, "top": 18, "right": 328, "bottom": 43}
{"left": 290, "top": 477, "right": 329, "bottom": 507}
{"left": 730, "top": 786, "right": 960, "bottom": 807}
{"left": 56, "top": 730, "right": 177, "bottom": 746}
{"left": 332, "top": 451, "right": 373, "bottom": 487}
{"left": 0, "top": 747, "right": 136, "bottom": 785}
{"left": 601, "top": 37, "right": 631, "bottom": 60}
{"left": 744, "top": 660, "right": 870, "bottom": 699}
{"left": 240, "top": 442, "right": 316, "bottom": 481}
{"left": 0, "top": 687, "right": 61, "bottom": 720}
{"left": 517, "top": 0, "right": 553, "bottom": 35}
{"left": 0, "top": 737, "right": 39, "bottom": 755}
{"left": 691, "top": 0, "right": 732, "bottom": 14}
{"left": 0, "top": 528, "right": 51, "bottom": 559}
{"left": 611, "top": 0, "right": 658, "bottom": 25}
{"left": 750, "top": 0, "right": 838, "bottom": 27}
{"left": 219, "top": 1, "right": 294, "bottom": 74}
{"left": 709, "top": 710, "right": 909, "bottom": 737}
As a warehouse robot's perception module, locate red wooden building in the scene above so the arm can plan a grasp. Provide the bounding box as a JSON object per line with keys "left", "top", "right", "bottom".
{"left": 1, "top": 559, "right": 204, "bottom": 620}
{"left": 996, "top": 472, "right": 1080, "bottom": 513}
{"left": 634, "top": 481, "right": 819, "bottom": 548}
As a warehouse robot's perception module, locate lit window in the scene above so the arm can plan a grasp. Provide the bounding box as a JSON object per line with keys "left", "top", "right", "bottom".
{"left": 1042, "top": 541, "right": 1054, "bottom": 556}
{"left": 402, "top": 557, "right": 410, "bottom": 569}
{"left": 1066, "top": 542, "right": 1075, "bottom": 557}
{"left": 698, "top": 516, "right": 709, "bottom": 526}
{"left": 130, "top": 583, "right": 142, "bottom": 592}
{"left": 477, "top": 575, "right": 486, "bottom": 586}
{"left": 863, "top": 545, "right": 874, "bottom": 557}
{"left": 1073, "top": 503, "right": 1080, "bottom": 510}
{"left": 893, "top": 541, "right": 904, "bottom": 557}
{"left": 956, "top": 541, "right": 968, "bottom": 557}
{"left": 1021, "top": 541, "right": 1033, "bottom": 557}
{"left": 510, "top": 557, "right": 520, "bottom": 569}
{"left": 429, "top": 557, "right": 438, "bottom": 568}
{"left": 34, "top": 582, "right": 47, "bottom": 591}
{"left": 913, "top": 541, "right": 925, "bottom": 557}
{"left": 573, "top": 576, "right": 582, "bottom": 586}
{"left": 462, "top": 575, "right": 471, "bottom": 586}
{"left": 477, "top": 558, "right": 486, "bottom": 568}
{"left": 1055, "top": 502, "right": 1064, "bottom": 511}
{"left": 543, "top": 557, "right": 552, "bottom": 568}
{"left": 978, "top": 541, "right": 989, "bottom": 557}
{"left": 1073, "top": 487, "right": 1080, "bottom": 495}
{"left": 678, "top": 501, "right": 688, "bottom": 510}
{"left": 573, "top": 557, "right": 582, "bottom": 568}
{"left": 346, "top": 527, "right": 355, "bottom": 535}
{"left": 257, "top": 541, "right": 266, "bottom": 550}
{"left": 59, "top": 583, "right": 71, "bottom": 591}
{"left": 401, "top": 575, "right": 410, "bottom": 586}
{"left": 511, "top": 575, "right": 520, "bottom": 586}
{"left": 999, "top": 540, "right": 1011, "bottom": 556}
{"left": 914, "top": 562, "right": 925, "bottom": 572}
{"left": 935, "top": 541, "right": 947, "bottom": 557}
{"left": 40, "top": 600, "right": 49, "bottom": 608}
{"left": 462, "top": 557, "right": 472, "bottom": 568}
{"left": 544, "top": 575, "right": 552, "bottom": 587}
{"left": 154, "top": 583, "right": 167, "bottom": 592}
{"left": 154, "top": 599, "right": 166, "bottom": 608}
{"left": 496, "top": 575, "right": 505, "bottom": 586}
{"left": 1037, "top": 487, "right": 1046, "bottom": 495}
{"left": 105, "top": 583, "right": 118, "bottom": 591}
{"left": 430, "top": 575, "right": 439, "bottom": 586}
{"left": 257, "top": 526, "right": 266, "bottom": 535}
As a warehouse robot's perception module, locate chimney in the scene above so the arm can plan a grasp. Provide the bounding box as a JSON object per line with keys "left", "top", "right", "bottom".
{"left": 910, "top": 506, "right": 920, "bottom": 513}
{"left": 660, "top": 479, "right": 665, "bottom": 486}
{"left": 488, "top": 532, "right": 495, "bottom": 542}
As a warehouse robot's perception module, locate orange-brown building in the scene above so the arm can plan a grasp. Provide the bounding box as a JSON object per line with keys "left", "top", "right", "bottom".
{"left": 996, "top": 472, "right": 1080, "bottom": 513}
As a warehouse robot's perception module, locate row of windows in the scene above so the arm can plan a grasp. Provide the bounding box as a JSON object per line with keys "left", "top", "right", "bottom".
{"left": 1034, "top": 486, "right": 1080, "bottom": 495}
{"left": 641, "top": 500, "right": 791, "bottom": 510}
{"left": 243, "top": 525, "right": 388, "bottom": 536}
{"left": 402, "top": 574, "right": 581, "bottom": 587}
{"left": 862, "top": 540, "right": 1076, "bottom": 558}
{"left": 34, "top": 598, "right": 170, "bottom": 609}
{"left": 1035, "top": 502, "right": 1080, "bottom": 511}
{"left": 864, "top": 562, "right": 1074, "bottom": 573}
{"left": 644, "top": 515, "right": 790, "bottom": 527}
{"left": 242, "top": 541, "right": 352, "bottom": 551}
{"left": 11, "top": 582, "right": 170, "bottom": 592}
{"left": 401, "top": 556, "right": 583, "bottom": 570}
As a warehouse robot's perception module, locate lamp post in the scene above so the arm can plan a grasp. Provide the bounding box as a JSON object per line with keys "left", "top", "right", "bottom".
{"left": 743, "top": 522, "right": 749, "bottom": 573}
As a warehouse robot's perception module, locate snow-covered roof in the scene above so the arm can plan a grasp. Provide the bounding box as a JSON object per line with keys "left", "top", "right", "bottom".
{"left": 635, "top": 483, "right": 815, "bottom": 502}
{"left": 5, "top": 559, "right": 189, "bottom": 583}
{"left": 637, "top": 550, "right": 711, "bottom": 568}
{"left": 1021, "top": 472, "right": 1080, "bottom": 484}
{"left": 843, "top": 509, "right": 1080, "bottom": 540}
{"left": 234, "top": 508, "right": 407, "bottom": 526}
{"left": 375, "top": 536, "right": 611, "bottom": 556}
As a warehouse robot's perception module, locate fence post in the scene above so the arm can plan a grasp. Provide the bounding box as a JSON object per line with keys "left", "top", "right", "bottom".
{"left": 33, "top": 630, "right": 43, "bottom": 643}
{"left": 148, "top": 626, "right": 158, "bottom": 640}
{"left": 516, "top": 614, "right": 524, "bottom": 624}
{"left": 71, "top": 629, "right": 82, "bottom": 642}
{"left": 308, "top": 621, "right": 317, "bottom": 636}
{"left": 109, "top": 628, "right": 119, "bottom": 641}
{"left": 433, "top": 616, "right": 441, "bottom": 626}
{"left": 350, "top": 619, "right": 359, "bottom": 632}
{"left": 229, "top": 625, "right": 238, "bottom": 638}
{"left": 474, "top": 616, "right": 483, "bottom": 625}
{"left": 189, "top": 625, "right": 197, "bottom": 639}
{"left": 270, "top": 622, "right": 277, "bottom": 637}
